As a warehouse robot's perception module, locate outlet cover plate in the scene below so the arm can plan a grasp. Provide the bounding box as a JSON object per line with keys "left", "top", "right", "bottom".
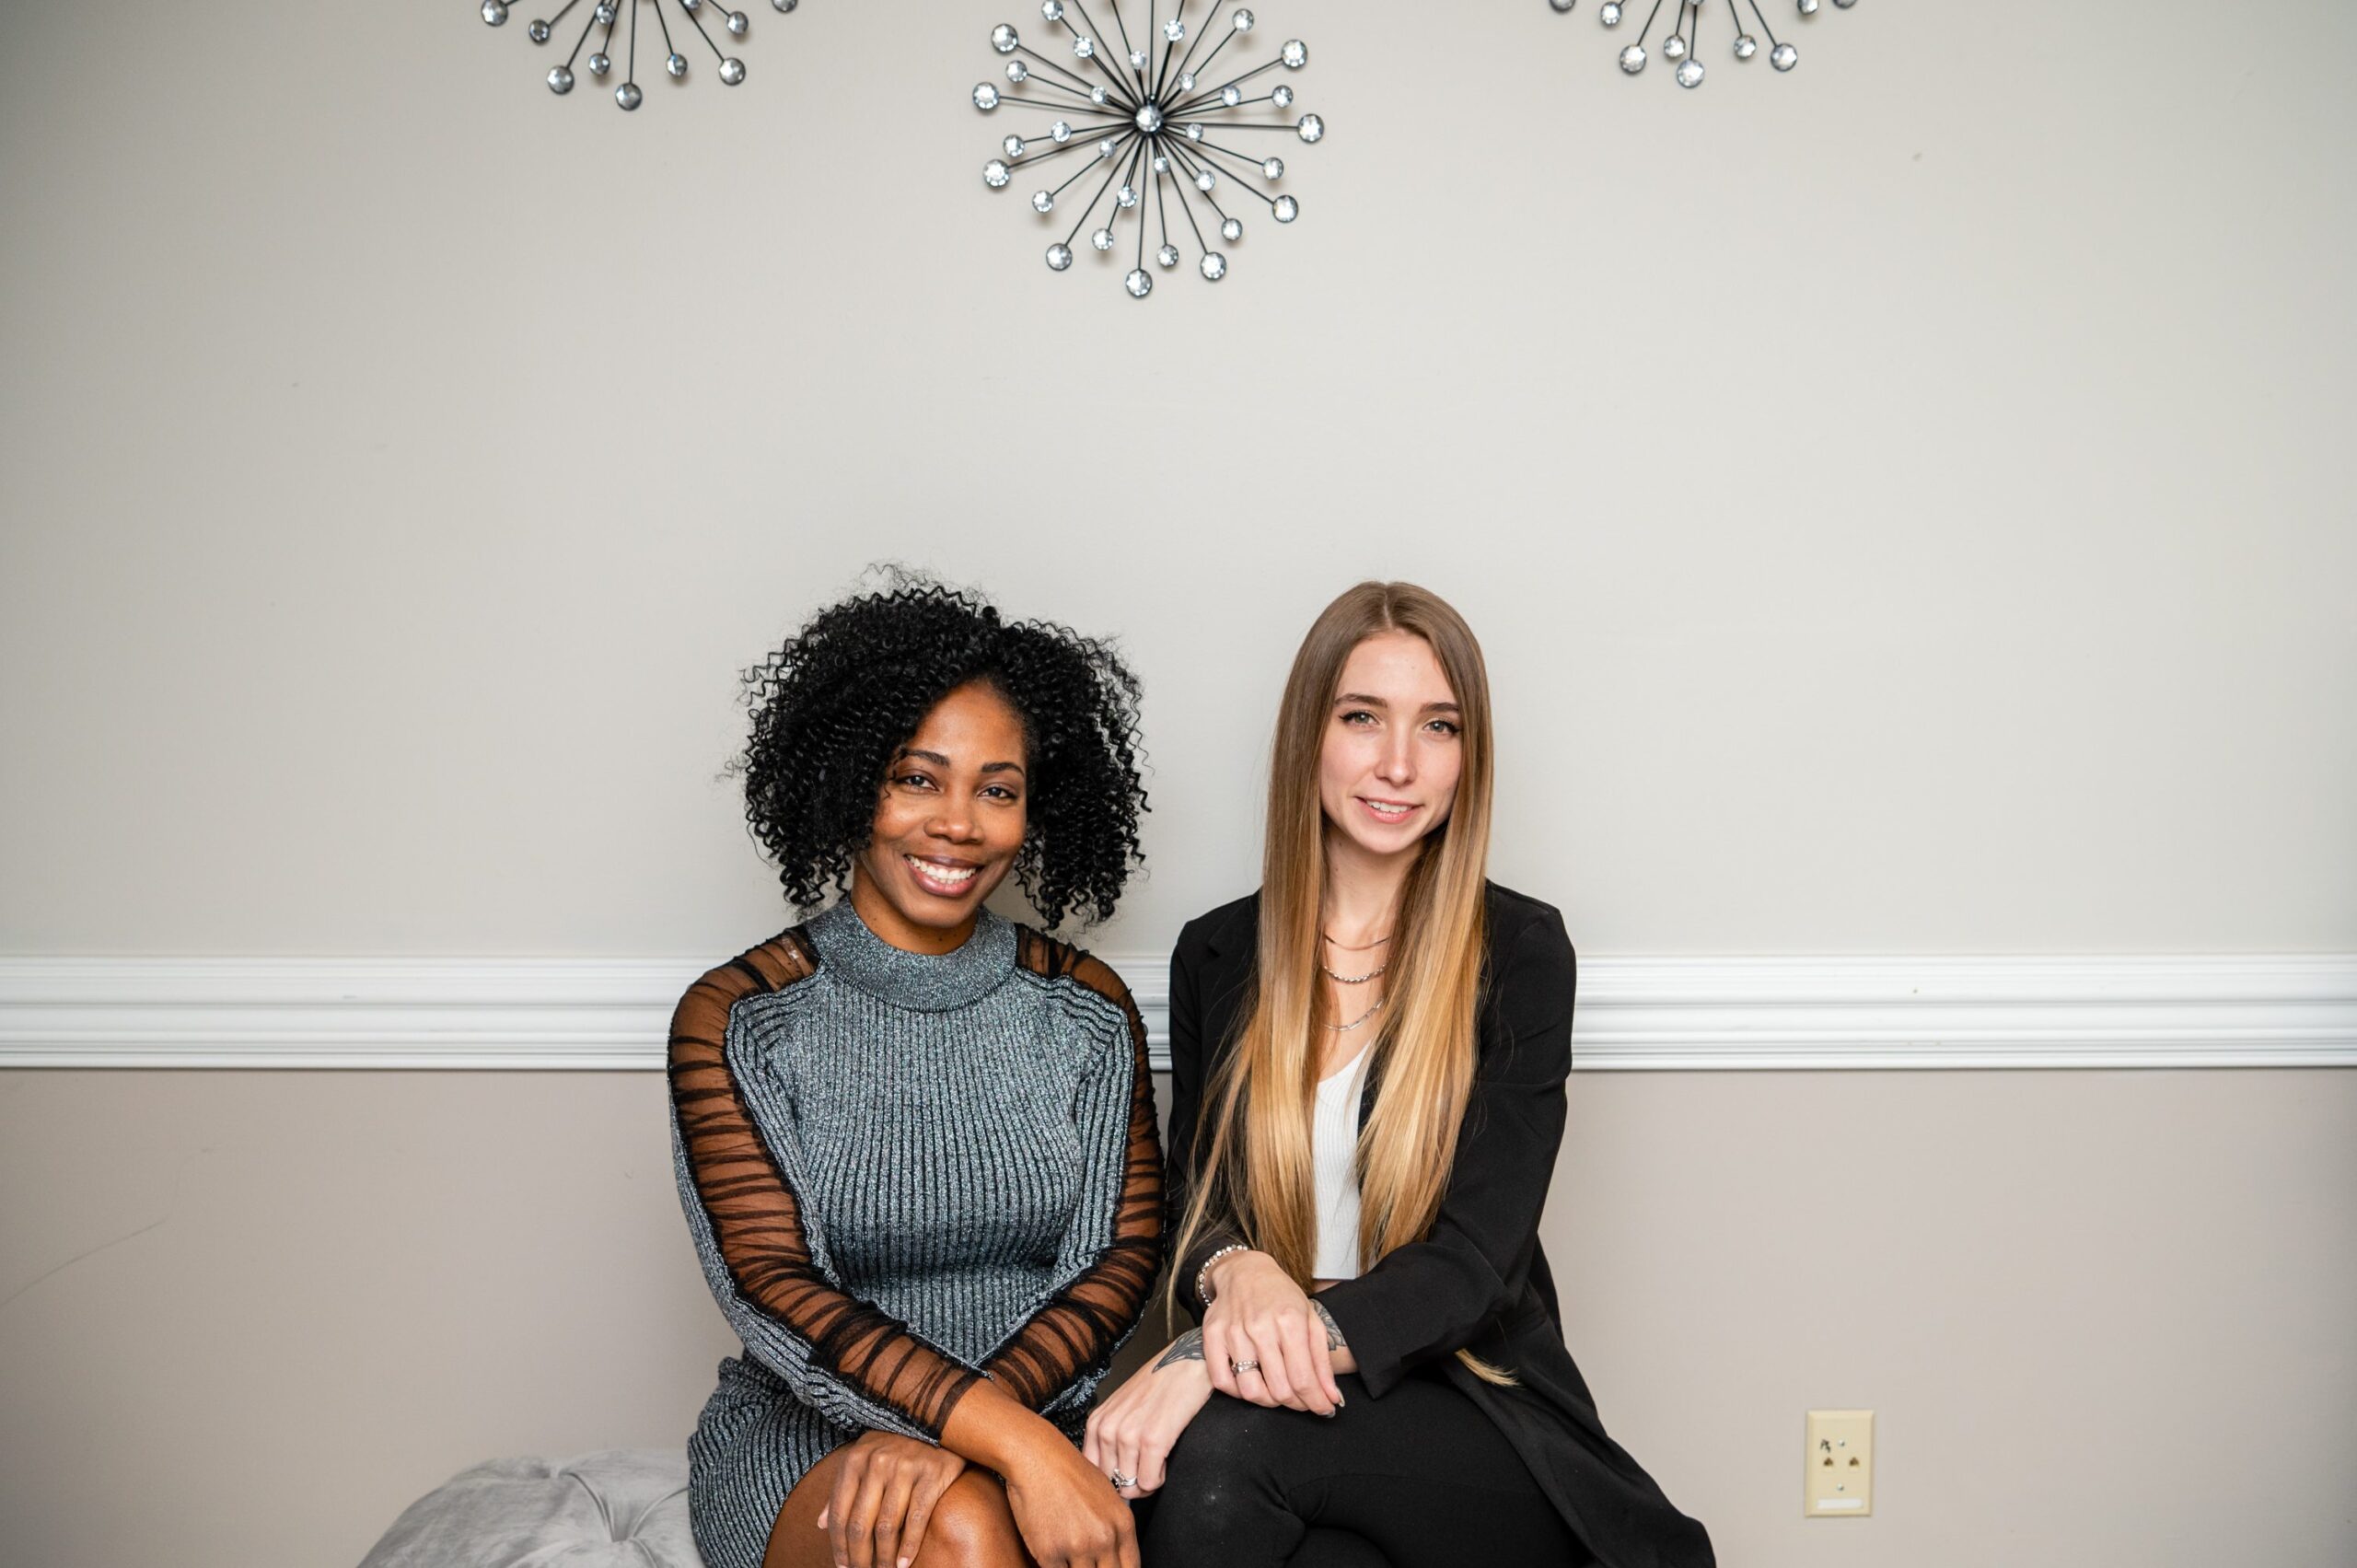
{"left": 1805, "top": 1409, "right": 1874, "bottom": 1517}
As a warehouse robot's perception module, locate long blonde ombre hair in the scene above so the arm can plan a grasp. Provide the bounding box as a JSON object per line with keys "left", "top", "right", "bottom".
{"left": 1173, "top": 581, "right": 1509, "bottom": 1380}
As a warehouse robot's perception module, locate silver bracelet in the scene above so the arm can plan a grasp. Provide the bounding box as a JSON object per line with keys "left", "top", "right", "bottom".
{"left": 1194, "top": 1243, "right": 1251, "bottom": 1309}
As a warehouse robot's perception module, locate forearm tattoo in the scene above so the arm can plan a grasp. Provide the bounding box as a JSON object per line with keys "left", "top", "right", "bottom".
{"left": 1153, "top": 1305, "right": 1347, "bottom": 1373}
{"left": 1312, "top": 1299, "right": 1348, "bottom": 1352}
{"left": 1154, "top": 1329, "right": 1205, "bottom": 1369}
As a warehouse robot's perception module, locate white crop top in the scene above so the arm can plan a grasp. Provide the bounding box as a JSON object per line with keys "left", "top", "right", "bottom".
{"left": 1311, "top": 1043, "right": 1373, "bottom": 1280}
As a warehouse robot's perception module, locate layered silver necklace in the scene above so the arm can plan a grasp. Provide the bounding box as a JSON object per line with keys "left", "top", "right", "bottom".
{"left": 1319, "top": 929, "right": 1388, "bottom": 1031}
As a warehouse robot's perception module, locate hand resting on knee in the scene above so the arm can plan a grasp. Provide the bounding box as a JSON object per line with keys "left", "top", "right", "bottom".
{"left": 1086, "top": 1252, "right": 1357, "bottom": 1499}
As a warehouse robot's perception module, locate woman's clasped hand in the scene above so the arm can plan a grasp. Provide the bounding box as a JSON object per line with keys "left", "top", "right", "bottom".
{"left": 1082, "top": 1332, "right": 1215, "bottom": 1500}
{"left": 812, "top": 1432, "right": 963, "bottom": 1568}
{"left": 993, "top": 1421, "right": 1144, "bottom": 1568}
{"left": 813, "top": 1422, "right": 1140, "bottom": 1568}
{"left": 1085, "top": 1247, "right": 1349, "bottom": 1502}
{"left": 1197, "top": 1249, "right": 1347, "bottom": 1416}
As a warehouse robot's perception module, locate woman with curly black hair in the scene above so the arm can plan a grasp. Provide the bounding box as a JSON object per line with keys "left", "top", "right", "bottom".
{"left": 668, "top": 575, "right": 1160, "bottom": 1568}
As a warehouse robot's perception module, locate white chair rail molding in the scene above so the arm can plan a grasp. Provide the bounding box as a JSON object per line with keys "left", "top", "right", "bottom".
{"left": 4, "top": 951, "right": 2352, "bottom": 1072}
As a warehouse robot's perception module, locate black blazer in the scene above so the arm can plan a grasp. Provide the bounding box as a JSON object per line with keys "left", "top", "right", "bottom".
{"left": 1167, "top": 883, "right": 1715, "bottom": 1568}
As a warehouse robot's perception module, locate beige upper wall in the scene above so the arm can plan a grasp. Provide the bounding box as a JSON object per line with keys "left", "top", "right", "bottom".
{"left": 3, "top": 1, "right": 2353, "bottom": 960}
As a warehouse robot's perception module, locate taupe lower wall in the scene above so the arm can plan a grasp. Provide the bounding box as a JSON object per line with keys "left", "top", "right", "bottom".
{"left": 5, "top": 1067, "right": 2352, "bottom": 1568}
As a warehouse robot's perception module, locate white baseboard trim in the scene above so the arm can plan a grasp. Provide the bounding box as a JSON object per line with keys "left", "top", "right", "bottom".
{"left": 2, "top": 954, "right": 2352, "bottom": 1072}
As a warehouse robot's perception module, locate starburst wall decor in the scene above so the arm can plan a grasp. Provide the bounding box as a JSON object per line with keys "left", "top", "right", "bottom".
{"left": 974, "top": 2, "right": 1321, "bottom": 298}
{"left": 1550, "top": 0, "right": 1854, "bottom": 88}
{"left": 479, "top": 0, "right": 796, "bottom": 109}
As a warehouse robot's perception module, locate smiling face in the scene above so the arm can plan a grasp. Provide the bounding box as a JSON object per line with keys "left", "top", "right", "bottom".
{"left": 848, "top": 679, "right": 1029, "bottom": 954}
{"left": 1318, "top": 630, "right": 1464, "bottom": 867}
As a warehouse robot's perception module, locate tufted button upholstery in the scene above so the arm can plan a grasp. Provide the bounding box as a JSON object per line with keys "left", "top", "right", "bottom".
{"left": 358, "top": 1450, "right": 702, "bottom": 1568}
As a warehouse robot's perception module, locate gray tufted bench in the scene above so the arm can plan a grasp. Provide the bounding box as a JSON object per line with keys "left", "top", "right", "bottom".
{"left": 359, "top": 1450, "right": 701, "bottom": 1568}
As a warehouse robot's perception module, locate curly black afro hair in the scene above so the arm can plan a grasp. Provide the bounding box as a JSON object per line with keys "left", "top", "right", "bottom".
{"left": 737, "top": 571, "right": 1148, "bottom": 929}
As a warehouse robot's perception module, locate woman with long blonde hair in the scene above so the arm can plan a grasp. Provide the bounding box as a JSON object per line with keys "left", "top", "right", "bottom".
{"left": 1085, "top": 582, "right": 1713, "bottom": 1567}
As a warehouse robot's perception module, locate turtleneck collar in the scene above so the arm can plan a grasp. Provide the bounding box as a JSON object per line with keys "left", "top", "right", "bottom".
{"left": 807, "top": 898, "right": 1017, "bottom": 1013}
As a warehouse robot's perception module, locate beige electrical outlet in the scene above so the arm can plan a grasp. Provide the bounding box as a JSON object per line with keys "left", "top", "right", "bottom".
{"left": 1805, "top": 1409, "right": 1874, "bottom": 1517}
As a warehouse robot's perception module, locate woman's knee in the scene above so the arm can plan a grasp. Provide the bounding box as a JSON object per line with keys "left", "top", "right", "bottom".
{"left": 912, "top": 1472, "right": 1024, "bottom": 1568}
{"left": 1144, "top": 1400, "right": 1309, "bottom": 1564}
{"left": 1156, "top": 1394, "right": 1295, "bottom": 1513}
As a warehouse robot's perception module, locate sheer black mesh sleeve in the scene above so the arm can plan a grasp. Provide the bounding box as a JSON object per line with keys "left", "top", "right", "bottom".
{"left": 668, "top": 932, "right": 984, "bottom": 1441}
{"left": 981, "top": 933, "right": 1166, "bottom": 1411}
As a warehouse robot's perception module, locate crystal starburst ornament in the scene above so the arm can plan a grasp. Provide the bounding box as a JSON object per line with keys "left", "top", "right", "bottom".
{"left": 974, "top": 1, "right": 1322, "bottom": 297}
{"left": 485, "top": 0, "right": 795, "bottom": 110}
{"left": 1558, "top": 0, "right": 1851, "bottom": 88}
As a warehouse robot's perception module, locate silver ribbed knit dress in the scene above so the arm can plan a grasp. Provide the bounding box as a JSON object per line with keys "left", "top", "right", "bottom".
{"left": 668, "top": 900, "right": 1162, "bottom": 1568}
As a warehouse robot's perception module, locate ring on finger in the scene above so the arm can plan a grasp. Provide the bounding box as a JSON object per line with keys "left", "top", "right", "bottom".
{"left": 1109, "top": 1469, "right": 1136, "bottom": 1489}
{"left": 1230, "top": 1357, "right": 1260, "bottom": 1375}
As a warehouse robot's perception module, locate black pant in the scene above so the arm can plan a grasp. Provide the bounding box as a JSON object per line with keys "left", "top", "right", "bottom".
{"left": 1137, "top": 1370, "right": 1598, "bottom": 1568}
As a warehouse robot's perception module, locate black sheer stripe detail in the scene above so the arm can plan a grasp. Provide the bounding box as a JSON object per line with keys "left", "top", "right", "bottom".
{"left": 982, "top": 930, "right": 1167, "bottom": 1410}
{"left": 670, "top": 929, "right": 984, "bottom": 1438}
